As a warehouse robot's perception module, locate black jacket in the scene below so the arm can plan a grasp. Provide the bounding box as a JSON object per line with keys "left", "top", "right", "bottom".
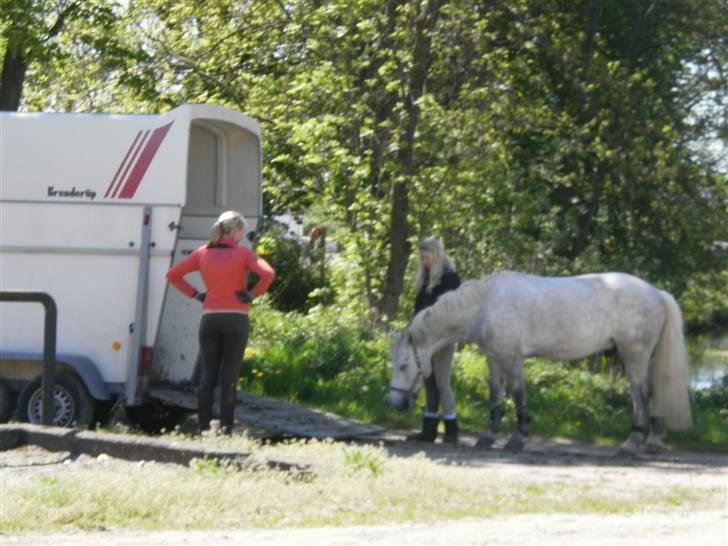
{"left": 414, "top": 269, "right": 461, "bottom": 314}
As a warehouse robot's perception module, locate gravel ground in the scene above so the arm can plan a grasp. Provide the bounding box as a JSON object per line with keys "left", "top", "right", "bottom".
{"left": 2, "top": 510, "right": 726, "bottom": 545}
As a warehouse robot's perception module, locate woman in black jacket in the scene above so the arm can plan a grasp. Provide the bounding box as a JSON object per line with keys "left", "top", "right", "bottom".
{"left": 407, "top": 237, "right": 461, "bottom": 444}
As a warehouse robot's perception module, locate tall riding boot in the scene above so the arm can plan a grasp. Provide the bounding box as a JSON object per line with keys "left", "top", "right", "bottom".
{"left": 197, "top": 387, "right": 213, "bottom": 433}
{"left": 443, "top": 417, "right": 459, "bottom": 444}
{"left": 219, "top": 382, "right": 237, "bottom": 436}
{"left": 406, "top": 415, "right": 439, "bottom": 442}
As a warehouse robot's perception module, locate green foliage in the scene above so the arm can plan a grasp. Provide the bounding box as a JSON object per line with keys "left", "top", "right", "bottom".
{"left": 342, "top": 445, "right": 386, "bottom": 477}
{"left": 243, "top": 303, "right": 403, "bottom": 425}
{"left": 680, "top": 269, "right": 728, "bottom": 329}
{"left": 671, "top": 377, "right": 728, "bottom": 450}
{"left": 3, "top": 0, "right": 161, "bottom": 112}
{"left": 253, "top": 221, "right": 329, "bottom": 312}
{"left": 523, "top": 361, "right": 632, "bottom": 441}
{"left": 189, "top": 456, "right": 236, "bottom": 476}
{"left": 7, "top": 0, "right": 726, "bottom": 323}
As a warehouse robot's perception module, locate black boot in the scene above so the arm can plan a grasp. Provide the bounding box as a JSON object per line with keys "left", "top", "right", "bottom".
{"left": 443, "top": 418, "right": 459, "bottom": 444}
{"left": 406, "top": 416, "right": 439, "bottom": 442}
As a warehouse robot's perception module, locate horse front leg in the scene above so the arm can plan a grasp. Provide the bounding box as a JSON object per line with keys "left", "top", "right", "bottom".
{"left": 504, "top": 361, "right": 529, "bottom": 452}
{"left": 476, "top": 361, "right": 505, "bottom": 448}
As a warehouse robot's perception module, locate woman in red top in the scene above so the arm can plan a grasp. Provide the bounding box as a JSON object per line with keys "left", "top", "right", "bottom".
{"left": 167, "top": 210, "right": 275, "bottom": 434}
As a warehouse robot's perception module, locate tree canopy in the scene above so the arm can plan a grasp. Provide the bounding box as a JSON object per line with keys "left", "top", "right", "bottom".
{"left": 3, "top": 0, "right": 726, "bottom": 324}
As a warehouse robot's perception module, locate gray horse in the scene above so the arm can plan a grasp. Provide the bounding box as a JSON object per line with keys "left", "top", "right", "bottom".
{"left": 389, "top": 271, "right": 692, "bottom": 454}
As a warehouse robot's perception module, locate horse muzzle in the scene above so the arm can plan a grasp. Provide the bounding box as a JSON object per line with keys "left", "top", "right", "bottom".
{"left": 388, "top": 389, "right": 412, "bottom": 411}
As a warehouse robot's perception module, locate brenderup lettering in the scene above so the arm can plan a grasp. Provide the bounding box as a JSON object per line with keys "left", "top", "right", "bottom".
{"left": 47, "top": 186, "right": 97, "bottom": 200}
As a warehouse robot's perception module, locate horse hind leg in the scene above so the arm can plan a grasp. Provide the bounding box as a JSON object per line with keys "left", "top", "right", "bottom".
{"left": 476, "top": 361, "right": 505, "bottom": 448}
{"left": 644, "top": 351, "right": 668, "bottom": 453}
{"left": 504, "top": 361, "right": 529, "bottom": 452}
{"left": 619, "top": 358, "right": 651, "bottom": 455}
{"left": 645, "top": 416, "right": 667, "bottom": 453}
{"left": 476, "top": 404, "right": 503, "bottom": 448}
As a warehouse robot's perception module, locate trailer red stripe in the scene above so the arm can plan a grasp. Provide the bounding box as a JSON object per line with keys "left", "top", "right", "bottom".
{"left": 104, "top": 130, "right": 143, "bottom": 198}
{"left": 111, "top": 130, "right": 150, "bottom": 198}
{"left": 118, "top": 122, "right": 174, "bottom": 199}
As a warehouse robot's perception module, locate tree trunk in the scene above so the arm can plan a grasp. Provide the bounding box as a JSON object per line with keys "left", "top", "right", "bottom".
{"left": 378, "top": 0, "right": 444, "bottom": 321}
{"left": 379, "top": 180, "right": 411, "bottom": 321}
{"left": 0, "top": 42, "right": 28, "bottom": 111}
{"left": 0, "top": 3, "right": 77, "bottom": 111}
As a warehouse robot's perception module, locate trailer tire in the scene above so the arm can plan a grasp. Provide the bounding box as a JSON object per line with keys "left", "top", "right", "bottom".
{"left": 17, "top": 372, "right": 95, "bottom": 428}
{"left": 0, "top": 382, "right": 11, "bottom": 423}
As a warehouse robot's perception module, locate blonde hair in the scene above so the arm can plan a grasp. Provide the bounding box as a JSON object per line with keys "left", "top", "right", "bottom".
{"left": 415, "top": 237, "right": 456, "bottom": 294}
{"left": 208, "top": 210, "right": 245, "bottom": 246}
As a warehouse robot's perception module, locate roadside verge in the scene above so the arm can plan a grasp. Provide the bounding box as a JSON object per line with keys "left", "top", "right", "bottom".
{"left": 0, "top": 423, "right": 311, "bottom": 473}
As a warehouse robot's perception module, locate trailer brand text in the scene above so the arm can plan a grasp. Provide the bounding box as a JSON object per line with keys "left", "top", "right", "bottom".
{"left": 47, "top": 186, "right": 97, "bottom": 200}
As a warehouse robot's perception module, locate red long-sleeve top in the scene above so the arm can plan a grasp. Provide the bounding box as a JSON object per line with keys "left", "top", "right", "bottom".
{"left": 166, "top": 238, "right": 275, "bottom": 313}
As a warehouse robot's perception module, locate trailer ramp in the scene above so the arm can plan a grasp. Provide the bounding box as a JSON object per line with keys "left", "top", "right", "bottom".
{"left": 149, "top": 387, "right": 384, "bottom": 440}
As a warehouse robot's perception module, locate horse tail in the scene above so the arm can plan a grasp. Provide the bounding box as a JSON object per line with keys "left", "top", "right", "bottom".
{"left": 651, "top": 291, "right": 692, "bottom": 430}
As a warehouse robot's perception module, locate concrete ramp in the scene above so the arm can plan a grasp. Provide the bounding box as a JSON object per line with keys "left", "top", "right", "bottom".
{"left": 149, "top": 387, "right": 384, "bottom": 440}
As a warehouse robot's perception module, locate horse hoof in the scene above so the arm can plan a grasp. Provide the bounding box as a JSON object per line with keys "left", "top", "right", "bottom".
{"left": 504, "top": 436, "right": 525, "bottom": 452}
{"left": 644, "top": 442, "right": 663, "bottom": 454}
{"left": 616, "top": 443, "right": 639, "bottom": 457}
{"left": 475, "top": 436, "right": 495, "bottom": 449}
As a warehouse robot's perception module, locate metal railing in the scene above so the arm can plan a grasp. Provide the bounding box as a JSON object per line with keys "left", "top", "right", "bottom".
{"left": 0, "top": 291, "right": 57, "bottom": 425}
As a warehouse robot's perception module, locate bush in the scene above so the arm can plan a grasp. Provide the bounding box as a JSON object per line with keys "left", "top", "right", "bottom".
{"left": 242, "top": 303, "right": 409, "bottom": 424}
{"left": 253, "top": 221, "right": 330, "bottom": 312}
{"left": 670, "top": 377, "right": 728, "bottom": 449}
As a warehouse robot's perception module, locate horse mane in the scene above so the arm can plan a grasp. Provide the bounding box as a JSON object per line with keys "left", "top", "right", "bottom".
{"left": 409, "top": 273, "right": 502, "bottom": 342}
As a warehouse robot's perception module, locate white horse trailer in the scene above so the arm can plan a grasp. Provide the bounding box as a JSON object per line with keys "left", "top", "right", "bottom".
{"left": 0, "top": 104, "right": 262, "bottom": 426}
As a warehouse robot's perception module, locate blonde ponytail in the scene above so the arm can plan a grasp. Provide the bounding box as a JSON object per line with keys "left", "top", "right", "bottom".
{"left": 207, "top": 210, "right": 246, "bottom": 247}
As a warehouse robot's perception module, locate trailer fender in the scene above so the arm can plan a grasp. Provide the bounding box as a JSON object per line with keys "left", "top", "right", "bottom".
{"left": 0, "top": 352, "right": 111, "bottom": 401}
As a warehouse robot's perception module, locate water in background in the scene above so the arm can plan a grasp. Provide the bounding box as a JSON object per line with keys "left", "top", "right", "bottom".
{"left": 688, "top": 331, "right": 728, "bottom": 390}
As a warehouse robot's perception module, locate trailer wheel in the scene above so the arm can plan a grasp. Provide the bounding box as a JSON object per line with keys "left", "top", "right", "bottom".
{"left": 17, "top": 372, "right": 95, "bottom": 428}
{"left": 0, "top": 381, "right": 11, "bottom": 423}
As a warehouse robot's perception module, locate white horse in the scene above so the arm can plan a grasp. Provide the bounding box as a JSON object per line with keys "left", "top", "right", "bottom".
{"left": 389, "top": 271, "right": 692, "bottom": 454}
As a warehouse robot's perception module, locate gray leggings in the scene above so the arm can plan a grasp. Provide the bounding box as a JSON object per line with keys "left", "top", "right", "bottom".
{"left": 198, "top": 313, "right": 250, "bottom": 432}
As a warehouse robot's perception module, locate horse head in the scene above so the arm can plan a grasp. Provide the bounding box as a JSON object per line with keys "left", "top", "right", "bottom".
{"left": 388, "top": 329, "right": 432, "bottom": 411}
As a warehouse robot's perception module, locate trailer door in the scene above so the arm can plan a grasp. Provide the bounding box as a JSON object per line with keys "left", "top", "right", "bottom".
{"left": 152, "top": 117, "right": 261, "bottom": 385}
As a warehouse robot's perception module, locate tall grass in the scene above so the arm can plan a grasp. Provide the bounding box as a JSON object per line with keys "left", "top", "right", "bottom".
{"left": 242, "top": 304, "right": 728, "bottom": 452}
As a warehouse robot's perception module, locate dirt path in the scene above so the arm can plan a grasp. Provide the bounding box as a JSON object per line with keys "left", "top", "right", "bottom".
{"left": 2, "top": 510, "right": 726, "bottom": 546}
{"left": 2, "top": 436, "right": 727, "bottom": 545}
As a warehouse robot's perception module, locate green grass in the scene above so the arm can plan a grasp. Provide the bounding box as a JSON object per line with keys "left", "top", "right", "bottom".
{"left": 1, "top": 438, "right": 721, "bottom": 532}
